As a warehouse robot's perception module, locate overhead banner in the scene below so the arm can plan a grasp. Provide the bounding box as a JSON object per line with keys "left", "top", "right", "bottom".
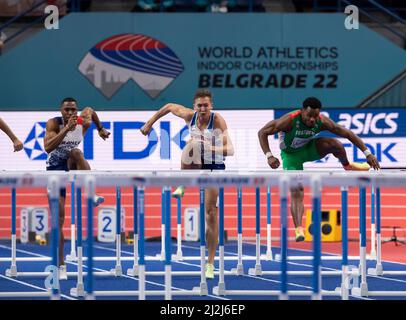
{"left": 0, "top": 13, "right": 405, "bottom": 110}
{"left": 0, "top": 108, "right": 405, "bottom": 171}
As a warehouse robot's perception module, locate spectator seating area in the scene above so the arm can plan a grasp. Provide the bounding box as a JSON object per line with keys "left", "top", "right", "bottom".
{"left": 0, "top": 0, "right": 404, "bottom": 16}
{"left": 292, "top": 0, "right": 405, "bottom": 18}
{"left": 131, "top": 0, "right": 266, "bottom": 13}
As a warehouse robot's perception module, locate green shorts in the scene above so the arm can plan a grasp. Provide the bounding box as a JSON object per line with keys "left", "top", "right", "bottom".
{"left": 281, "top": 139, "right": 322, "bottom": 170}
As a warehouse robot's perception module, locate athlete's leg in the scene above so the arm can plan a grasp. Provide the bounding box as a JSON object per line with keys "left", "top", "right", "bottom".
{"left": 47, "top": 188, "right": 67, "bottom": 278}
{"left": 205, "top": 187, "right": 219, "bottom": 278}
{"left": 315, "top": 137, "right": 369, "bottom": 170}
{"left": 315, "top": 137, "right": 350, "bottom": 165}
{"left": 173, "top": 140, "right": 202, "bottom": 198}
{"left": 68, "top": 148, "right": 104, "bottom": 206}
{"left": 290, "top": 185, "right": 305, "bottom": 241}
{"left": 46, "top": 164, "right": 68, "bottom": 276}
{"left": 67, "top": 148, "right": 90, "bottom": 170}
{"left": 281, "top": 151, "right": 306, "bottom": 241}
{"left": 290, "top": 185, "right": 304, "bottom": 228}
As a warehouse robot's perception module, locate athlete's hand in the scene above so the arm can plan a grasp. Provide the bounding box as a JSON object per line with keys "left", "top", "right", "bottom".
{"left": 98, "top": 128, "right": 111, "bottom": 140}
{"left": 13, "top": 139, "right": 23, "bottom": 152}
{"left": 367, "top": 154, "right": 380, "bottom": 171}
{"left": 66, "top": 115, "right": 78, "bottom": 131}
{"left": 267, "top": 156, "right": 280, "bottom": 169}
{"left": 140, "top": 122, "right": 152, "bottom": 136}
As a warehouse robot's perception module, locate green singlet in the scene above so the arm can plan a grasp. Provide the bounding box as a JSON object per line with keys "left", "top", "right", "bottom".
{"left": 279, "top": 110, "right": 324, "bottom": 170}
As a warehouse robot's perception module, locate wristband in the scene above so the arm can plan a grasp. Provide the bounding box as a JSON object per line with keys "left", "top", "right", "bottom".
{"left": 265, "top": 151, "right": 273, "bottom": 159}
{"left": 363, "top": 149, "right": 372, "bottom": 157}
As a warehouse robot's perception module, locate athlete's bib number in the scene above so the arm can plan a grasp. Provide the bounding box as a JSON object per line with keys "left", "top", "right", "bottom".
{"left": 291, "top": 137, "right": 311, "bottom": 149}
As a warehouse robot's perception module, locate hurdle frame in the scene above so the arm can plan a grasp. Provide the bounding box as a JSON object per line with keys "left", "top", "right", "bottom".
{"left": 2, "top": 170, "right": 406, "bottom": 300}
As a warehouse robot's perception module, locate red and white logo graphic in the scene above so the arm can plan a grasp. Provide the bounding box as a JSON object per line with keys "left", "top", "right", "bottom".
{"left": 79, "top": 34, "right": 184, "bottom": 99}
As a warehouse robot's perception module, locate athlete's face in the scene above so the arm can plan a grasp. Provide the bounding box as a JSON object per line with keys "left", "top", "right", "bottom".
{"left": 193, "top": 96, "right": 213, "bottom": 118}
{"left": 60, "top": 101, "right": 78, "bottom": 123}
{"left": 302, "top": 107, "right": 320, "bottom": 127}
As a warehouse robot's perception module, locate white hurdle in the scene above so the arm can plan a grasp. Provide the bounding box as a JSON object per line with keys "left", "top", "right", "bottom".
{"left": 362, "top": 187, "right": 406, "bottom": 297}
{"left": 2, "top": 175, "right": 62, "bottom": 299}
{"left": 261, "top": 186, "right": 273, "bottom": 260}
{"left": 93, "top": 186, "right": 206, "bottom": 298}
{"left": 214, "top": 175, "right": 344, "bottom": 298}
{"left": 274, "top": 186, "right": 377, "bottom": 263}
{"left": 66, "top": 178, "right": 77, "bottom": 262}
{"left": 3, "top": 176, "right": 125, "bottom": 281}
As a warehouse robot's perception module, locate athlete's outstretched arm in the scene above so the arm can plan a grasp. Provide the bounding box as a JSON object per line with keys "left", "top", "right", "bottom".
{"left": 141, "top": 103, "right": 194, "bottom": 136}
{"left": 210, "top": 114, "right": 234, "bottom": 156}
{"left": 0, "top": 117, "right": 23, "bottom": 152}
{"left": 321, "top": 117, "right": 380, "bottom": 170}
{"left": 81, "top": 107, "right": 110, "bottom": 140}
{"left": 258, "top": 115, "right": 292, "bottom": 169}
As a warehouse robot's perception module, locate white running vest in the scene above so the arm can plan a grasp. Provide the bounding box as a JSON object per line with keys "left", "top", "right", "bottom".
{"left": 188, "top": 112, "right": 224, "bottom": 165}
{"left": 46, "top": 116, "right": 83, "bottom": 167}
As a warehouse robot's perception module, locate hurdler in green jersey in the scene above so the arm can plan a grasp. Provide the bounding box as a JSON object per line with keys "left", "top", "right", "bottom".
{"left": 278, "top": 109, "right": 324, "bottom": 170}
{"left": 258, "top": 97, "right": 381, "bottom": 242}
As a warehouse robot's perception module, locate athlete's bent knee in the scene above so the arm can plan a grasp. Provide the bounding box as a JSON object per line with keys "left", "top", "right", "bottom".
{"left": 206, "top": 207, "right": 217, "bottom": 226}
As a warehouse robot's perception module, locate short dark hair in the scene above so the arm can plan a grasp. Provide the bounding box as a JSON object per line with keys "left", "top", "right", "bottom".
{"left": 61, "top": 97, "right": 77, "bottom": 106}
{"left": 302, "top": 97, "right": 322, "bottom": 109}
{"left": 194, "top": 89, "right": 212, "bottom": 102}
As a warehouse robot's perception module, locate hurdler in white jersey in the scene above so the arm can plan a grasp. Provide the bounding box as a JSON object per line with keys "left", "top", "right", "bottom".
{"left": 140, "top": 89, "right": 234, "bottom": 280}
{"left": 46, "top": 116, "right": 83, "bottom": 169}
{"left": 188, "top": 111, "right": 225, "bottom": 166}
{"left": 44, "top": 97, "right": 111, "bottom": 278}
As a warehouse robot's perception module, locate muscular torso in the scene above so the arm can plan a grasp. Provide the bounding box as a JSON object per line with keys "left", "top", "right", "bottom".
{"left": 279, "top": 110, "right": 323, "bottom": 153}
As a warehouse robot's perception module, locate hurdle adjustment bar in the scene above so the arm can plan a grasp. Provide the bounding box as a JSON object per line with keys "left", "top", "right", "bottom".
{"left": 261, "top": 186, "right": 273, "bottom": 261}
{"left": 66, "top": 180, "right": 77, "bottom": 262}
{"left": 6, "top": 189, "right": 18, "bottom": 277}
{"left": 5, "top": 235, "right": 18, "bottom": 277}
{"left": 248, "top": 187, "right": 263, "bottom": 276}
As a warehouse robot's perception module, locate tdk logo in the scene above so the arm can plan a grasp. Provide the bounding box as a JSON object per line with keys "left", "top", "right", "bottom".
{"left": 24, "top": 120, "right": 188, "bottom": 161}
{"left": 317, "top": 142, "right": 397, "bottom": 163}
{"left": 83, "top": 121, "right": 188, "bottom": 160}
{"left": 279, "top": 110, "right": 401, "bottom": 137}
{"left": 337, "top": 112, "right": 398, "bottom": 135}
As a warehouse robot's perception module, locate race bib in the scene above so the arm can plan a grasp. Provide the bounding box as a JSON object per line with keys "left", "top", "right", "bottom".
{"left": 291, "top": 137, "right": 311, "bottom": 149}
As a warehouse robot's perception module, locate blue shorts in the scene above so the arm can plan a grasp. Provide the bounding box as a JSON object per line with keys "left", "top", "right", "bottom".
{"left": 201, "top": 163, "right": 226, "bottom": 171}
{"left": 46, "top": 162, "right": 68, "bottom": 198}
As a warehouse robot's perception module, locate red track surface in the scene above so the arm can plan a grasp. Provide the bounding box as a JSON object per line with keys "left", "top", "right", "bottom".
{"left": 1, "top": 186, "right": 405, "bottom": 262}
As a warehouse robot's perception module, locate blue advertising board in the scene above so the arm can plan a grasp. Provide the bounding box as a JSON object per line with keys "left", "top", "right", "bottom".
{"left": 0, "top": 13, "right": 405, "bottom": 110}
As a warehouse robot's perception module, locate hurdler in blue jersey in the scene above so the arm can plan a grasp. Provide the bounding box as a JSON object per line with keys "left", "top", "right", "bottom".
{"left": 44, "top": 97, "right": 110, "bottom": 278}
{"left": 141, "top": 89, "right": 234, "bottom": 279}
